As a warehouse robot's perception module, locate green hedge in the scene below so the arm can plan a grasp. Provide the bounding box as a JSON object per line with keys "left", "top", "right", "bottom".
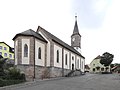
{"left": 0, "top": 78, "right": 25, "bottom": 87}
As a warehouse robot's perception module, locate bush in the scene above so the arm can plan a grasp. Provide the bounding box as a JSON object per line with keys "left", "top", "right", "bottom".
{"left": 0, "top": 67, "right": 26, "bottom": 87}
{"left": 0, "top": 58, "right": 26, "bottom": 87}
{"left": 0, "top": 78, "right": 25, "bottom": 87}
{"left": 8, "top": 67, "right": 26, "bottom": 80}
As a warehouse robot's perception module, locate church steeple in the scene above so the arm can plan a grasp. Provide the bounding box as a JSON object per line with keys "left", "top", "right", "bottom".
{"left": 73, "top": 16, "right": 80, "bottom": 35}
{"left": 71, "top": 15, "right": 81, "bottom": 53}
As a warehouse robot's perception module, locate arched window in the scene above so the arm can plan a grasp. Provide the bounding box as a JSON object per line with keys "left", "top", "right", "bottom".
{"left": 24, "top": 44, "right": 28, "bottom": 57}
{"left": 82, "top": 61, "right": 84, "bottom": 69}
{"left": 80, "top": 58, "right": 81, "bottom": 69}
{"left": 77, "top": 59, "right": 79, "bottom": 69}
{"left": 57, "top": 50, "right": 59, "bottom": 63}
{"left": 65, "top": 54, "right": 67, "bottom": 65}
{"left": 38, "top": 47, "right": 41, "bottom": 59}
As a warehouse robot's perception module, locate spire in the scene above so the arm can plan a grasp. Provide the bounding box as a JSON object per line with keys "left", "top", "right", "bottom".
{"left": 73, "top": 15, "right": 79, "bottom": 35}
{"left": 71, "top": 15, "right": 81, "bottom": 51}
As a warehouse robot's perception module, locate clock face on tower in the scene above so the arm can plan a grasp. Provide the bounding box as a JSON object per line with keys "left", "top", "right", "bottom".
{"left": 72, "top": 38, "right": 75, "bottom": 41}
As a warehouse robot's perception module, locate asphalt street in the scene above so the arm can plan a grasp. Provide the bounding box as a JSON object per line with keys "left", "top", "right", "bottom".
{"left": 1, "top": 73, "right": 120, "bottom": 90}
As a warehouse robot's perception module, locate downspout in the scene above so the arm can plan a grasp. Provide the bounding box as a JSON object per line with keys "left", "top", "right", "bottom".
{"left": 62, "top": 48, "right": 64, "bottom": 77}
{"left": 33, "top": 37, "right": 35, "bottom": 80}
{"left": 84, "top": 58, "right": 85, "bottom": 73}
{"left": 75, "top": 55, "right": 77, "bottom": 70}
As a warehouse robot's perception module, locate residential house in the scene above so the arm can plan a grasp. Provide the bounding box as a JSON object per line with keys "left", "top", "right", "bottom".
{"left": 0, "top": 42, "right": 14, "bottom": 59}
{"left": 90, "top": 55, "right": 110, "bottom": 73}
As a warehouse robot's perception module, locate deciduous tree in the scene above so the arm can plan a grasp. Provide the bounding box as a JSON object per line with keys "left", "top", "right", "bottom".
{"left": 100, "top": 52, "right": 114, "bottom": 66}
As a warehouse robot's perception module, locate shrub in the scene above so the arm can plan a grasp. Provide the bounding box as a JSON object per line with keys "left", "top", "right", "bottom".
{"left": 0, "top": 78, "right": 25, "bottom": 87}
{"left": 8, "top": 67, "right": 26, "bottom": 80}
{"left": 0, "top": 58, "right": 26, "bottom": 87}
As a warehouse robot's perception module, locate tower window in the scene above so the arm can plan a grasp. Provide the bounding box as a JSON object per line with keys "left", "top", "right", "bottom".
{"left": 24, "top": 44, "right": 28, "bottom": 57}
{"left": 57, "top": 50, "right": 59, "bottom": 63}
{"left": 38, "top": 47, "right": 41, "bottom": 59}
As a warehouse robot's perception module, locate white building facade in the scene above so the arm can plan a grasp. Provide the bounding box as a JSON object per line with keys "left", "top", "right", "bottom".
{"left": 13, "top": 17, "right": 85, "bottom": 80}
{"left": 90, "top": 55, "right": 110, "bottom": 73}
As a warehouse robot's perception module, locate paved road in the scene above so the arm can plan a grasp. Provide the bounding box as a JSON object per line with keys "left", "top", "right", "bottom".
{"left": 2, "top": 74, "right": 120, "bottom": 90}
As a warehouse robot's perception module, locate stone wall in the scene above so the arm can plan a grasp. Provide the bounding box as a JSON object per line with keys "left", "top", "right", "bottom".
{"left": 17, "top": 65, "right": 81, "bottom": 81}
{"left": 17, "top": 65, "right": 46, "bottom": 81}
{"left": 16, "top": 65, "right": 34, "bottom": 81}
{"left": 47, "top": 67, "right": 71, "bottom": 78}
{"left": 64, "top": 69, "right": 71, "bottom": 76}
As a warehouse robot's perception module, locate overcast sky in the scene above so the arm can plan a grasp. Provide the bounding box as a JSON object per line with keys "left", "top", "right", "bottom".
{"left": 0, "top": 0, "right": 120, "bottom": 64}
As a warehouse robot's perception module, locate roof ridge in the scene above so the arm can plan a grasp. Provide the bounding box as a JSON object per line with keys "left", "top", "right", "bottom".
{"left": 38, "top": 26, "right": 71, "bottom": 46}
{"left": 13, "top": 29, "right": 47, "bottom": 43}
{"left": 28, "top": 29, "right": 36, "bottom": 36}
{"left": 38, "top": 26, "right": 85, "bottom": 58}
{"left": 39, "top": 26, "right": 73, "bottom": 47}
{"left": 0, "top": 42, "right": 13, "bottom": 48}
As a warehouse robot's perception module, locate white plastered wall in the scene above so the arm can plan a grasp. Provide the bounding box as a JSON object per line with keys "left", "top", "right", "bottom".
{"left": 35, "top": 39, "right": 45, "bottom": 66}
{"left": 22, "top": 39, "right": 30, "bottom": 64}
{"left": 54, "top": 44, "right": 62, "bottom": 68}
{"left": 64, "top": 49, "right": 70, "bottom": 69}
{"left": 76, "top": 56, "right": 80, "bottom": 69}
{"left": 81, "top": 58, "right": 85, "bottom": 72}
{"left": 38, "top": 31, "right": 50, "bottom": 67}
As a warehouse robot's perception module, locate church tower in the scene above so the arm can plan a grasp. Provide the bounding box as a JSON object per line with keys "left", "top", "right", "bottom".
{"left": 71, "top": 16, "right": 81, "bottom": 53}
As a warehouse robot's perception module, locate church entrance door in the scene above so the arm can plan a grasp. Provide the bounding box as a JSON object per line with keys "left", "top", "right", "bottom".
{"left": 72, "top": 64, "right": 74, "bottom": 70}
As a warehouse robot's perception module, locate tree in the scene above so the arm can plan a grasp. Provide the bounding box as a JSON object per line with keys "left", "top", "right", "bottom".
{"left": 0, "top": 58, "right": 7, "bottom": 76}
{"left": 100, "top": 52, "right": 114, "bottom": 66}
{"left": 100, "top": 52, "right": 114, "bottom": 72}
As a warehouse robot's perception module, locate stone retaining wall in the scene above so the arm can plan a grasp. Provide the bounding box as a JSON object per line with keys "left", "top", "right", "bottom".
{"left": 17, "top": 65, "right": 80, "bottom": 81}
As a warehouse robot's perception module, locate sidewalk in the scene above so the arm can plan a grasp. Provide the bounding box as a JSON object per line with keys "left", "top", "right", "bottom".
{"left": 0, "top": 77, "right": 67, "bottom": 90}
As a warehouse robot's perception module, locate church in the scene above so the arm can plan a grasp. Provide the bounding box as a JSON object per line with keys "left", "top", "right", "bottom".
{"left": 13, "top": 16, "right": 85, "bottom": 80}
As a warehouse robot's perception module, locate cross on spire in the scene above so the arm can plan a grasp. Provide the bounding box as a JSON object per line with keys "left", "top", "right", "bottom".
{"left": 75, "top": 15, "right": 77, "bottom": 22}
